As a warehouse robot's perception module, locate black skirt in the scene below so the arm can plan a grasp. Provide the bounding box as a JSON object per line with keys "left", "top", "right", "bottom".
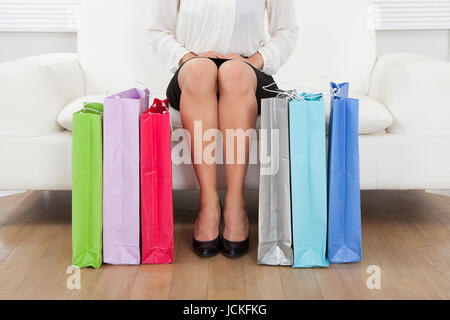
{"left": 166, "top": 57, "right": 280, "bottom": 115}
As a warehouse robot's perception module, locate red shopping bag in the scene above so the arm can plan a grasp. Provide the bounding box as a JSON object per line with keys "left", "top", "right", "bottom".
{"left": 140, "top": 98, "right": 174, "bottom": 264}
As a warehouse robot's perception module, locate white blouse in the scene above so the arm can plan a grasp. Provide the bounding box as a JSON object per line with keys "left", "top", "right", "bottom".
{"left": 148, "top": 0, "right": 299, "bottom": 76}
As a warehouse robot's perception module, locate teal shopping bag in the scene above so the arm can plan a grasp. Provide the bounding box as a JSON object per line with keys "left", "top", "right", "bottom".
{"left": 289, "top": 93, "right": 329, "bottom": 268}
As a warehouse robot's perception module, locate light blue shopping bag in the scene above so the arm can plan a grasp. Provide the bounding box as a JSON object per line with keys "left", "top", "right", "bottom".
{"left": 289, "top": 93, "right": 329, "bottom": 268}
{"left": 327, "top": 82, "right": 362, "bottom": 263}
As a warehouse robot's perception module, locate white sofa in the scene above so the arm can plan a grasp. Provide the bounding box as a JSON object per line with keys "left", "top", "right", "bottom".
{"left": 1, "top": 0, "right": 449, "bottom": 191}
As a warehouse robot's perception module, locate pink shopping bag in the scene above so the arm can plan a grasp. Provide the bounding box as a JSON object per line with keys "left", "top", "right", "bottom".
{"left": 140, "top": 98, "right": 174, "bottom": 264}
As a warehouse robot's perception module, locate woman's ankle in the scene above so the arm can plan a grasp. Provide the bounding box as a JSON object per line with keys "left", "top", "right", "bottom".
{"left": 194, "top": 190, "right": 221, "bottom": 241}
{"left": 223, "top": 191, "right": 249, "bottom": 241}
{"left": 198, "top": 190, "right": 220, "bottom": 210}
{"left": 224, "top": 190, "right": 246, "bottom": 210}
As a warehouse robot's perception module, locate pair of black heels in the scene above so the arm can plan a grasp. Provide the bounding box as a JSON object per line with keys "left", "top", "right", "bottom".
{"left": 193, "top": 235, "right": 249, "bottom": 258}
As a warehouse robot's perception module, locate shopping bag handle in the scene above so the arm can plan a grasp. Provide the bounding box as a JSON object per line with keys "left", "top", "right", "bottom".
{"left": 82, "top": 107, "right": 103, "bottom": 114}
{"left": 263, "top": 83, "right": 325, "bottom": 102}
{"left": 329, "top": 82, "right": 350, "bottom": 100}
{"left": 81, "top": 102, "right": 104, "bottom": 114}
{"left": 265, "top": 76, "right": 342, "bottom": 100}
{"left": 134, "top": 80, "right": 151, "bottom": 98}
{"left": 262, "top": 83, "right": 301, "bottom": 100}
{"left": 145, "top": 98, "right": 174, "bottom": 136}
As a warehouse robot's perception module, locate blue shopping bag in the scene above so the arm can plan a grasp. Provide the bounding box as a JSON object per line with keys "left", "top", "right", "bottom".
{"left": 327, "top": 82, "right": 362, "bottom": 263}
{"left": 289, "top": 93, "right": 329, "bottom": 268}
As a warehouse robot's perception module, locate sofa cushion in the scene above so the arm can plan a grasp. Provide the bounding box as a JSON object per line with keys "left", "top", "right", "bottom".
{"left": 327, "top": 94, "right": 393, "bottom": 135}
{"left": 370, "top": 53, "right": 450, "bottom": 136}
{"left": 57, "top": 95, "right": 106, "bottom": 131}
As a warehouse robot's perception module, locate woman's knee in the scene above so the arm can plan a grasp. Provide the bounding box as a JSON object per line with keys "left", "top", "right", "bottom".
{"left": 178, "top": 58, "right": 218, "bottom": 94}
{"left": 218, "top": 60, "right": 257, "bottom": 96}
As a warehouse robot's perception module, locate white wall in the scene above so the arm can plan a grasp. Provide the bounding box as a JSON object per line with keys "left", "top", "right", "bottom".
{"left": 376, "top": 30, "right": 450, "bottom": 61}
{"left": 0, "top": 32, "right": 77, "bottom": 63}
{"left": 0, "top": 30, "right": 449, "bottom": 63}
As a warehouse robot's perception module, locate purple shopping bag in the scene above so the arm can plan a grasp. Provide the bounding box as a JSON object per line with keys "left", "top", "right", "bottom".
{"left": 103, "top": 88, "right": 149, "bottom": 265}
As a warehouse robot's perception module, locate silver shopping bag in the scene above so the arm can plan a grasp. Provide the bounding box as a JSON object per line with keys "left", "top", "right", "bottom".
{"left": 258, "top": 98, "right": 293, "bottom": 266}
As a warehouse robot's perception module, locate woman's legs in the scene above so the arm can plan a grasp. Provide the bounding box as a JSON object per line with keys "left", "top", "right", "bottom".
{"left": 217, "top": 60, "right": 258, "bottom": 241}
{"left": 178, "top": 58, "right": 221, "bottom": 241}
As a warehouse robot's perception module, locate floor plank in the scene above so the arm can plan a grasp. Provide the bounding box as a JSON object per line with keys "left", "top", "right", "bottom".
{"left": 52, "top": 267, "right": 103, "bottom": 300}
{"left": 242, "top": 213, "right": 285, "bottom": 300}
{"left": 363, "top": 191, "right": 443, "bottom": 300}
{"left": 168, "top": 214, "right": 209, "bottom": 300}
{"left": 208, "top": 242, "right": 246, "bottom": 300}
{"left": 279, "top": 267, "right": 324, "bottom": 300}
{"left": 90, "top": 265, "right": 139, "bottom": 300}
{"left": 129, "top": 219, "right": 183, "bottom": 300}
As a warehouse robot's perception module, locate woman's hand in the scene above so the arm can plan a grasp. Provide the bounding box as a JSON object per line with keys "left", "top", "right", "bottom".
{"left": 224, "top": 52, "right": 264, "bottom": 70}
{"left": 198, "top": 51, "right": 225, "bottom": 59}
{"left": 179, "top": 52, "right": 197, "bottom": 67}
{"left": 224, "top": 53, "right": 244, "bottom": 61}
{"left": 180, "top": 51, "right": 265, "bottom": 70}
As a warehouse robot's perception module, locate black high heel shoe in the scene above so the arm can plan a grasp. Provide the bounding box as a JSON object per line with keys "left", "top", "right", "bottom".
{"left": 221, "top": 208, "right": 250, "bottom": 258}
{"left": 221, "top": 236, "right": 250, "bottom": 258}
{"left": 193, "top": 204, "right": 223, "bottom": 258}
{"left": 193, "top": 236, "right": 222, "bottom": 258}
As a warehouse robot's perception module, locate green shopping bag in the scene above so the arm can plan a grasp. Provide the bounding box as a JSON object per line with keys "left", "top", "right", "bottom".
{"left": 72, "top": 103, "right": 104, "bottom": 269}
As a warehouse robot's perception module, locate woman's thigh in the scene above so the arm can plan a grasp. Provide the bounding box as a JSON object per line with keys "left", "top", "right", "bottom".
{"left": 216, "top": 59, "right": 278, "bottom": 114}
{"left": 178, "top": 57, "right": 219, "bottom": 91}
{"left": 217, "top": 59, "right": 257, "bottom": 95}
{"left": 166, "top": 57, "right": 219, "bottom": 110}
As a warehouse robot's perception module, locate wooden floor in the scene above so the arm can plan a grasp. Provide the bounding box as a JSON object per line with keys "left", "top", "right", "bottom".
{"left": 0, "top": 190, "right": 448, "bottom": 300}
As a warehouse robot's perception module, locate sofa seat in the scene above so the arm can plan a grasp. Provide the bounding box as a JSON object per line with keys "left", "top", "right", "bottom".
{"left": 0, "top": 131, "right": 72, "bottom": 190}
{"left": 1, "top": 130, "right": 448, "bottom": 191}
